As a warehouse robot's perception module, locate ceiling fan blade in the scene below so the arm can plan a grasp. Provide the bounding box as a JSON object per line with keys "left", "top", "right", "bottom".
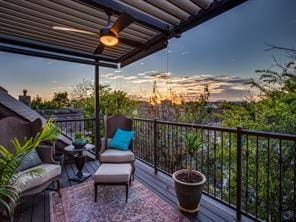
{"left": 111, "top": 13, "right": 136, "bottom": 34}
{"left": 119, "top": 37, "right": 147, "bottom": 49}
{"left": 94, "top": 44, "right": 105, "bottom": 55}
{"left": 52, "top": 26, "right": 97, "bottom": 36}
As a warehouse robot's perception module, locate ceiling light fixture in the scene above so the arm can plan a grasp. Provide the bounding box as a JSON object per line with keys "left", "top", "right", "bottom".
{"left": 99, "top": 28, "right": 118, "bottom": 47}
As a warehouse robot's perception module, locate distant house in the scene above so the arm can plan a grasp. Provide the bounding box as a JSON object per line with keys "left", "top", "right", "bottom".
{"left": 37, "top": 109, "right": 85, "bottom": 139}
{"left": 37, "top": 109, "right": 84, "bottom": 121}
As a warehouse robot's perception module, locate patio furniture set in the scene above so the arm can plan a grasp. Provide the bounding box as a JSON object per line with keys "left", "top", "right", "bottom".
{"left": 65, "top": 115, "right": 135, "bottom": 202}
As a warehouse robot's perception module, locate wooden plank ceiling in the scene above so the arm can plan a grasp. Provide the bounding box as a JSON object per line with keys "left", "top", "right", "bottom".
{"left": 0, "top": 0, "right": 247, "bottom": 67}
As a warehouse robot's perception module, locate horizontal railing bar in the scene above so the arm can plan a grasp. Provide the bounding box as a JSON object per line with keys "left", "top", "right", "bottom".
{"left": 133, "top": 117, "right": 154, "bottom": 122}
{"left": 55, "top": 117, "right": 296, "bottom": 141}
{"left": 156, "top": 120, "right": 237, "bottom": 132}
{"left": 55, "top": 118, "right": 95, "bottom": 123}
{"left": 241, "top": 129, "right": 296, "bottom": 140}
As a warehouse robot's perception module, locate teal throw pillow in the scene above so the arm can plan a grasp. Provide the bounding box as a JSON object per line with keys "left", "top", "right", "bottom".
{"left": 109, "top": 129, "right": 135, "bottom": 151}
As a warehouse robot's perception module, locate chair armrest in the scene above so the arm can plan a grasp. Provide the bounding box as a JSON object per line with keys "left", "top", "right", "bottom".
{"left": 99, "top": 137, "right": 108, "bottom": 155}
{"left": 36, "top": 145, "right": 59, "bottom": 164}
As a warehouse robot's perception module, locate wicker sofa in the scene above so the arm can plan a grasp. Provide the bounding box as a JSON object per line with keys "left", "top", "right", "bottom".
{"left": 0, "top": 117, "right": 62, "bottom": 197}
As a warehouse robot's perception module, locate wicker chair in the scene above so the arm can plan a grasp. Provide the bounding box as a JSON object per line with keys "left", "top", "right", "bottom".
{"left": 0, "top": 117, "right": 62, "bottom": 198}
{"left": 98, "top": 115, "right": 135, "bottom": 179}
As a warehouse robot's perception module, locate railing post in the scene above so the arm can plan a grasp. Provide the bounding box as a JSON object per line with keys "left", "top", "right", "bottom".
{"left": 153, "top": 118, "right": 158, "bottom": 174}
{"left": 236, "top": 127, "right": 242, "bottom": 221}
{"left": 94, "top": 60, "right": 100, "bottom": 159}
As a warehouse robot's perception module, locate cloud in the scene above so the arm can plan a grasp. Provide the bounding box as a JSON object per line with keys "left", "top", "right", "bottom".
{"left": 181, "top": 51, "right": 190, "bottom": 56}
{"left": 102, "top": 73, "right": 114, "bottom": 78}
{"left": 132, "top": 79, "right": 154, "bottom": 84}
{"left": 148, "top": 72, "right": 171, "bottom": 80}
{"left": 51, "top": 80, "right": 58, "bottom": 84}
{"left": 46, "top": 59, "right": 54, "bottom": 65}
{"left": 108, "top": 75, "right": 124, "bottom": 80}
{"left": 124, "top": 76, "right": 137, "bottom": 80}
{"left": 101, "top": 80, "right": 111, "bottom": 85}
{"left": 102, "top": 73, "right": 126, "bottom": 80}
{"left": 137, "top": 71, "right": 158, "bottom": 76}
{"left": 129, "top": 70, "right": 254, "bottom": 101}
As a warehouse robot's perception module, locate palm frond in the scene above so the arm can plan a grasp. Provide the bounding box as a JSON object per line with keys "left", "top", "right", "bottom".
{"left": 0, "top": 185, "right": 20, "bottom": 215}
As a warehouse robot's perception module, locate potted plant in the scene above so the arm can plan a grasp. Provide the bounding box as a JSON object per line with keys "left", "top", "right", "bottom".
{"left": 172, "top": 130, "right": 207, "bottom": 213}
{"left": 72, "top": 132, "right": 87, "bottom": 148}
{"left": 0, "top": 119, "right": 60, "bottom": 220}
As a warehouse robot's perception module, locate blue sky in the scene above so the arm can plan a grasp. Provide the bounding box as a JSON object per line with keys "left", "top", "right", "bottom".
{"left": 1, "top": 0, "right": 296, "bottom": 101}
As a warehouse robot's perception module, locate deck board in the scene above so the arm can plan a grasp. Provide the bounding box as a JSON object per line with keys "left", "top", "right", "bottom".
{"left": 135, "top": 160, "right": 235, "bottom": 222}
{"left": 31, "top": 193, "right": 44, "bottom": 222}
{"left": 13, "top": 160, "right": 238, "bottom": 222}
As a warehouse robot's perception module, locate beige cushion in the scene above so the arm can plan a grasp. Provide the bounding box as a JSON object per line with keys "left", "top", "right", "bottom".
{"left": 94, "top": 163, "right": 132, "bottom": 183}
{"left": 14, "top": 163, "right": 61, "bottom": 192}
{"left": 100, "top": 149, "right": 135, "bottom": 163}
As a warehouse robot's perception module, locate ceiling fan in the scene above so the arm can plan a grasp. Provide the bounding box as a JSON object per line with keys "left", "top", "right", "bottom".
{"left": 53, "top": 10, "right": 146, "bottom": 55}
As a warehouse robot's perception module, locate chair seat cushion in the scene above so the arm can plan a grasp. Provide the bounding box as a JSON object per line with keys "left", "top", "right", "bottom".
{"left": 94, "top": 163, "right": 132, "bottom": 183}
{"left": 99, "top": 149, "right": 135, "bottom": 163}
{"left": 14, "top": 163, "right": 61, "bottom": 192}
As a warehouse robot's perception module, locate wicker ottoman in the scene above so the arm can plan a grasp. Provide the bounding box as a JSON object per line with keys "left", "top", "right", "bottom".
{"left": 94, "top": 163, "right": 132, "bottom": 202}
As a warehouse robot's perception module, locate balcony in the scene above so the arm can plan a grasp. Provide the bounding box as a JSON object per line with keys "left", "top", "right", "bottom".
{"left": 14, "top": 160, "right": 239, "bottom": 222}
{"left": 41, "top": 117, "right": 295, "bottom": 222}
{"left": 0, "top": 1, "right": 294, "bottom": 221}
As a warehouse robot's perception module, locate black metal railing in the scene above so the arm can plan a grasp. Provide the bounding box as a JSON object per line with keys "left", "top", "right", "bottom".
{"left": 55, "top": 117, "right": 296, "bottom": 222}
{"left": 55, "top": 118, "right": 97, "bottom": 142}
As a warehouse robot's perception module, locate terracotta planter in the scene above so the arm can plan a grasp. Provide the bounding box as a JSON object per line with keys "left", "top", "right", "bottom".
{"left": 172, "top": 169, "right": 206, "bottom": 213}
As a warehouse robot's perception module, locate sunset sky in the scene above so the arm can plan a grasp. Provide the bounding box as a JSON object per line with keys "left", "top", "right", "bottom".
{"left": 1, "top": 0, "right": 296, "bottom": 102}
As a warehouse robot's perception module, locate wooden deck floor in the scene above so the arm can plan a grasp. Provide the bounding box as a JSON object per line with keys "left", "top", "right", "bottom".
{"left": 14, "top": 160, "right": 239, "bottom": 222}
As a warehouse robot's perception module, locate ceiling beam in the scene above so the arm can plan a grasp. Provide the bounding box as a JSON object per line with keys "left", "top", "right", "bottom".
{"left": 190, "top": 0, "right": 208, "bottom": 10}
{"left": 0, "top": 45, "right": 118, "bottom": 68}
{"left": 0, "top": 45, "right": 96, "bottom": 65}
{"left": 120, "top": 38, "right": 168, "bottom": 67}
{"left": 0, "top": 34, "right": 117, "bottom": 62}
{"left": 174, "top": 0, "right": 248, "bottom": 34}
{"left": 79, "top": 0, "right": 170, "bottom": 33}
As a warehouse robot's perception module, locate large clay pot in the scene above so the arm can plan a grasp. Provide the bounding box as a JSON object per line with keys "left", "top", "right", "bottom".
{"left": 172, "top": 169, "right": 206, "bottom": 213}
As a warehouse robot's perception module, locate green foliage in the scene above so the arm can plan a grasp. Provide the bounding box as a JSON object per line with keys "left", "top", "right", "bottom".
{"left": 32, "top": 79, "right": 137, "bottom": 119}
{"left": 71, "top": 80, "right": 137, "bottom": 118}
{"left": 52, "top": 92, "right": 70, "bottom": 107}
{"left": 217, "top": 56, "right": 296, "bottom": 220}
{"left": 31, "top": 92, "right": 70, "bottom": 110}
{"left": 185, "top": 131, "right": 204, "bottom": 158}
{"left": 185, "top": 130, "right": 205, "bottom": 181}
{"left": 74, "top": 132, "right": 83, "bottom": 140}
{"left": 0, "top": 119, "right": 60, "bottom": 215}
{"left": 221, "top": 60, "right": 296, "bottom": 134}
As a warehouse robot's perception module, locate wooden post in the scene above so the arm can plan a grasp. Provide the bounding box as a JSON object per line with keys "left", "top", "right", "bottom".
{"left": 236, "top": 127, "right": 242, "bottom": 221}
{"left": 94, "top": 60, "right": 100, "bottom": 159}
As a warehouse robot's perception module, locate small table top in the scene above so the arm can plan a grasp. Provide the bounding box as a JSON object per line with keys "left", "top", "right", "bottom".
{"left": 64, "top": 143, "right": 95, "bottom": 152}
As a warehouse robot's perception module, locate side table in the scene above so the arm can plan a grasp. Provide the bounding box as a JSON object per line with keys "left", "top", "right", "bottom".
{"left": 65, "top": 144, "right": 95, "bottom": 182}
